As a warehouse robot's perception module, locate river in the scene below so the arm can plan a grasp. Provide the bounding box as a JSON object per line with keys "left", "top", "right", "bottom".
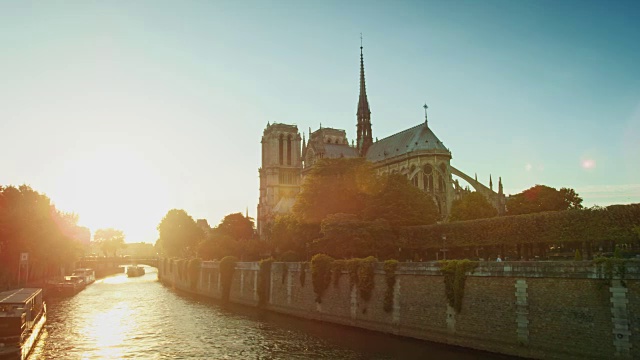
{"left": 30, "top": 266, "right": 516, "bottom": 359}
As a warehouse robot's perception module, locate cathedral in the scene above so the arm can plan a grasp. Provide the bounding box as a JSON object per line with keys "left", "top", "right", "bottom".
{"left": 257, "top": 44, "right": 505, "bottom": 236}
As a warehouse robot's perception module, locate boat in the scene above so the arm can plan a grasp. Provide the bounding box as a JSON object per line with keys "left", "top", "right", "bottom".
{"left": 52, "top": 275, "right": 85, "bottom": 296}
{"left": 0, "top": 288, "right": 46, "bottom": 360}
{"left": 127, "top": 265, "right": 145, "bottom": 277}
{"left": 71, "top": 268, "right": 95, "bottom": 285}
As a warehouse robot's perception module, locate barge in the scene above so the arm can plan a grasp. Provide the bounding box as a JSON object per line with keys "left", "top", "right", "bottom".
{"left": 0, "top": 288, "right": 46, "bottom": 360}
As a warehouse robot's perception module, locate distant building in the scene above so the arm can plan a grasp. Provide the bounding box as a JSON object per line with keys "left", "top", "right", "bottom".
{"left": 257, "top": 44, "right": 505, "bottom": 236}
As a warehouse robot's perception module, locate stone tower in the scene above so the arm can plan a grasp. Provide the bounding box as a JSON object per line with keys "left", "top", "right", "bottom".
{"left": 257, "top": 123, "right": 302, "bottom": 236}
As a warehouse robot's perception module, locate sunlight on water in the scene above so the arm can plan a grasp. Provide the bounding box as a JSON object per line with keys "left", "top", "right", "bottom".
{"left": 101, "top": 272, "right": 128, "bottom": 285}
{"left": 81, "top": 303, "right": 131, "bottom": 359}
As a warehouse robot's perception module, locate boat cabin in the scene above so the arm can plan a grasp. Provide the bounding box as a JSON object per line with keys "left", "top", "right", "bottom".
{"left": 0, "top": 288, "right": 44, "bottom": 339}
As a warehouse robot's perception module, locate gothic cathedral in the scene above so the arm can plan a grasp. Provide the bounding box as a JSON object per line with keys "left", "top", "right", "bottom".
{"left": 257, "top": 44, "right": 505, "bottom": 236}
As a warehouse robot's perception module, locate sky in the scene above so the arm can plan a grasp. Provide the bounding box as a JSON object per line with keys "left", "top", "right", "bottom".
{"left": 1, "top": 0, "right": 639, "bottom": 243}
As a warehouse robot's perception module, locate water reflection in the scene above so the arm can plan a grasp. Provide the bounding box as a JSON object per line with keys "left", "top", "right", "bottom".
{"left": 32, "top": 266, "right": 515, "bottom": 359}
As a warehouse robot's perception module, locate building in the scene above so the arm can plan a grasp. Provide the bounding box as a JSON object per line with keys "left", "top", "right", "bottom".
{"left": 257, "top": 44, "right": 505, "bottom": 236}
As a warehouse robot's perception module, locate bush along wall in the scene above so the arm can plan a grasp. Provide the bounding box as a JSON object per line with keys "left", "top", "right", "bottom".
{"left": 258, "top": 258, "right": 274, "bottom": 306}
{"left": 311, "top": 254, "right": 334, "bottom": 303}
{"left": 299, "top": 262, "right": 308, "bottom": 287}
{"left": 188, "top": 258, "right": 202, "bottom": 290}
{"left": 440, "top": 260, "right": 478, "bottom": 313}
{"left": 383, "top": 260, "right": 399, "bottom": 313}
{"left": 219, "top": 256, "right": 238, "bottom": 302}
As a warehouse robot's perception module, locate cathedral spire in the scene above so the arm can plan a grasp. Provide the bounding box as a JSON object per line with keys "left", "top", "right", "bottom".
{"left": 356, "top": 34, "right": 373, "bottom": 157}
{"left": 423, "top": 103, "right": 429, "bottom": 126}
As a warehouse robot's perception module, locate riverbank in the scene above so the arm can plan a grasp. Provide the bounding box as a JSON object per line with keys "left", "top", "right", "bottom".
{"left": 159, "top": 259, "right": 640, "bottom": 360}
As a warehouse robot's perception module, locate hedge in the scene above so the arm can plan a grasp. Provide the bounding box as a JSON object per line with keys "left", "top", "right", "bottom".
{"left": 399, "top": 204, "right": 640, "bottom": 249}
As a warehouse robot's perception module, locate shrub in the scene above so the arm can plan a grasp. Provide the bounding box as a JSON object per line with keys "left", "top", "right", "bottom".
{"left": 258, "top": 258, "right": 274, "bottom": 305}
{"left": 311, "top": 254, "right": 334, "bottom": 303}
{"left": 383, "top": 259, "right": 398, "bottom": 312}
{"left": 440, "top": 260, "right": 477, "bottom": 313}
{"left": 219, "top": 256, "right": 238, "bottom": 301}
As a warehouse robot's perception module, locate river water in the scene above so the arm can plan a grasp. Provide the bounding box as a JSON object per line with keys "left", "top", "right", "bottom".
{"left": 30, "top": 266, "right": 515, "bottom": 359}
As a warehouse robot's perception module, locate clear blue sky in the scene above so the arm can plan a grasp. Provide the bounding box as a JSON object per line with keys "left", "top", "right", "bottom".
{"left": 1, "top": 1, "right": 639, "bottom": 243}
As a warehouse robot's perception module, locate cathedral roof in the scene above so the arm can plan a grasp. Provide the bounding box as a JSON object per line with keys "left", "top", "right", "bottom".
{"left": 323, "top": 144, "right": 359, "bottom": 158}
{"left": 365, "top": 122, "right": 450, "bottom": 162}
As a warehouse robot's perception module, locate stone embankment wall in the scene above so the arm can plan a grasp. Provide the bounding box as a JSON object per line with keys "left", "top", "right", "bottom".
{"left": 158, "top": 260, "right": 640, "bottom": 359}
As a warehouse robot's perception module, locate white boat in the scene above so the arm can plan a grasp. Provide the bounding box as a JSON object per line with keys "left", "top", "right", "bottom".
{"left": 0, "top": 288, "right": 46, "bottom": 360}
{"left": 71, "top": 268, "right": 95, "bottom": 285}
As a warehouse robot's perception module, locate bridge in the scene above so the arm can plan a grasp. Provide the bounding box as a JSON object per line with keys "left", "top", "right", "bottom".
{"left": 76, "top": 257, "right": 159, "bottom": 273}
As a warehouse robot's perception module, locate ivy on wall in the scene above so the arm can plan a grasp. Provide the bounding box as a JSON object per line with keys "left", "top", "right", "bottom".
{"left": 383, "top": 260, "right": 399, "bottom": 313}
{"left": 357, "top": 256, "right": 377, "bottom": 303}
{"left": 440, "top": 260, "right": 478, "bottom": 313}
{"left": 594, "top": 257, "right": 628, "bottom": 286}
{"left": 299, "top": 262, "right": 308, "bottom": 287}
{"left": 311, "top": 254, "right": 334, "bottom": 303}
{"left": 188, "top": 258, "right": 202, "bottom": 290}
{"left": 220, "top": 256, "right": 238, "bottom": 302}
{"left": 281, "top": 263, "right": 288, "bottom": 285}
{"left": 258, "top": 258, "right": 274, "bottom": 305}
{"left": 332, "top": 260, "right": 346, "bottom": 288}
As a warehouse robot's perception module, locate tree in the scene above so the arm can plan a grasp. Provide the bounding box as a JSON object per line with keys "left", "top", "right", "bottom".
{"left": 268, "top": 214, "right": 320, "bottom": 257}
{"left": 292, "top": 158, "right": 377, "bottom": 224}
{"left": 507, "top": 185, "right": 583, "bottom": 215}
{"left": 156, "top": 209, "right": 203, "bottom": 257}
{"left": 363, "top": 173, "right": 440, "bottom": 226}
{"left": 316, "top": 214, "right": 396, "bottom": 259}
{"left": 0, "top": 185, "right": 82, "bottom": 285}
{"left": 216, "top": 213, "right": 255, "bottom": 241}
{"left": 449, "top": 192, "right": 498, "bottom": 221}
{"left": 94, "top": 228, "right": 126, "bottom": 257}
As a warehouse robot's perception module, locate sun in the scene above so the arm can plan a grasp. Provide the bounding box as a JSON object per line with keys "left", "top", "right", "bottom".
{"left": 50, "top": 145, "right": 171, "bottom": 243}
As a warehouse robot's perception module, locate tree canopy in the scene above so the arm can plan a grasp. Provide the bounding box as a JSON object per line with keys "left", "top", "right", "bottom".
{"left": 94, "top": 228, "right": 126, "bottom": 257}
{"left": 363, "top": 173, "right": 440, "bottom": 226}
{"left": 449, "top": 192, "right": 498, "bottom": 222}
{"left": 507, "top": 185, "right": 583, "bottom": 215}
{"left": 197, "top": 212, "right": 267, "bottom": 261}
{"left": 292, "top": 158, "right": 376, "bottom": 223}
{"left": 156, "top": 209, "right": 203, "bottom": 258}
{"left": 216, "top": 213, "right": 255, "bottom": 241}
{"left": 0, "top": 185, "right": 84, "bottom": 286}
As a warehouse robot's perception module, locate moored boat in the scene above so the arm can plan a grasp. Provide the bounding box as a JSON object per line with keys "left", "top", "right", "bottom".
{"left": 0, "top": 288, "right": 46, "bottom": 360}
{"left": 127, "top": 265, "right": 145, "bottom": 277}
{"left": 71, "top": 268, "right": 95, "bottom": 285}
{"left": 52, "top": 275, "right": 85, "bottom": 296}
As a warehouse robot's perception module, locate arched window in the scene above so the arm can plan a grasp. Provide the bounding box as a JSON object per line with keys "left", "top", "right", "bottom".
{"left": 424, "top": 165, "right": 434, "bottom": 192}
{"left": 286, "top": 135, "right": 292, "bottom": 165}
{"left": 411, "top": 175, "right": 418, "bottom": 187}
{"left": 278, "top": 134, "right": 284, "bottom": 165}
{"left": 438, "top": 173, "right": 446, "bottom": 192}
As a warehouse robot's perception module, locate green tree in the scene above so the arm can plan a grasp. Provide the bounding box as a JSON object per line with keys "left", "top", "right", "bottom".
{"left": 0, "top": 185, "right": 82, "bottom": 286}
{"left": 507, "top": 185, "right": 583, "bottom": 215}
{"left": 94, "top": 228, "right": 126, "bottom": 257}
{"left": 363, "top": 173, "right": 440, "bottom": 226}
{"left": 268, "top": 214, "right": 320, "bottom": 257}
{"left": 449, "top": 192, "right": 498, "bottom": 221}
{"left": 156, "top": 209, "right": 203, "bottom": 257}
{"left": 292, "top": 158, "right": 377, "bottom": 223}
{"left": 216, "top": 213, "right": 255, "bottom": 241}
{"left": 316, "top": 214, "right": 396, "bottom": 259}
